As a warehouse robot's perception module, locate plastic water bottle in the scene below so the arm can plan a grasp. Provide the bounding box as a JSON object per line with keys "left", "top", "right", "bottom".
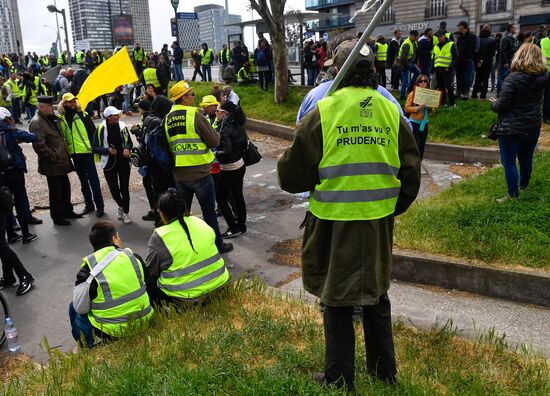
{"left": 4, "top": 317, "right": 21, "bottom": 353}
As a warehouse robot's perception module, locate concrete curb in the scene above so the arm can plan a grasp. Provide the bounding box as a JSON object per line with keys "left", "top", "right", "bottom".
{"left": 392, "top": 251, "right": 550, "bottom": 308}
{"left": 246, "top": 118, "right": 501, "bottom": 165}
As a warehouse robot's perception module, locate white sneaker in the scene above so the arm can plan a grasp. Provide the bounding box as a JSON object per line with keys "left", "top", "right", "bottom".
{"left": 117, "top": 207, "right": 124, "bottom": 220}
{"left": 123, "top": 213, "right": 132, "bottom": 224}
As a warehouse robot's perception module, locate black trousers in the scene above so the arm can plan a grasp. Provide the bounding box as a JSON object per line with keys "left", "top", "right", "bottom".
{"left": 3, "top": 169, "right": 31, "bottom": 237}
{"left": 216, "top": 166, "right": 246, "bottom": 232}
{"left": 435, "top": 68, "right": 455, "bottom": 106}
{"left": 323, "top": 293, "right": 396, "bottom": 389}
{"left": 0, "top": 211, "right": 29, "bottom": 283}
{"left": 376, "top": 66, "right": 387, "bottom": 87}
{"left": 411, "top": 123, "right": 428, "bottom": 160}
{"left": 149, "top": 161, "right": 174, "bottom": 207}
{"left": 472, "top": 61, "right": 492, "bottom": 99}
{"left": 143, "top": 171, "right": 155, "bottom": 210}
{"left": 104, "top": 161, "right": 131, "bottom": 214}
{"left": 192, "top": 67, "right": 204, "bottom": 81}
{"left": 390, "top": 64, "right": 401, "bottom": 89}
{"left": 46, "top": 175, "right": 73, "bottom": 222}
{"left": 258, "top": 70, "right": 270, "bottom": 90}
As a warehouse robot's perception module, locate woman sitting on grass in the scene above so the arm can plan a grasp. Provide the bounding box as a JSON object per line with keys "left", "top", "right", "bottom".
{"left": 490, "top": 43, "right": 548, "bottom": 203}
{"left": 144, "top": 189, "right": 230, "bottom": 306}
{"left": 405, "top": 74, "right": 434, "bottom": 159}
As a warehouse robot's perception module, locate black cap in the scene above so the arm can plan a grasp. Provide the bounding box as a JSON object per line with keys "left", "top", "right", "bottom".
{"left": 138, "top": 99, "right": 151, "bottom": 111}
{"left": 37, "top": 96, "right": 54, "bottom": 104}
{"left": 457, "top": 21, "right": 468, "bottom": 28}
{"left": 435, "top": 31, "right": 447, "bottom": 38}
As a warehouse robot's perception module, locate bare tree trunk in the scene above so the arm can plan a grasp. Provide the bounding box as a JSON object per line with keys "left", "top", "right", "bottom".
{"left": 249, "top": 0, "right": 288, "bottom": 103}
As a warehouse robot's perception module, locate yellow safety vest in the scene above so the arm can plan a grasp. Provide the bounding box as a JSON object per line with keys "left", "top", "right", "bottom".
{"left": 309, "top": 86, "right": 401, "bottom": 221}
{"left": 133, "top": 47, "right": 145, "bottom": 62}
{"left": 433, "top": 42, "right": 454, "bottom": 68}
{"left": 155, "top": 217, "right": 229, "bottom": 300}
{"left": 75, "top": 51, "right": 85, "bottom": 64}
{"left": 59, "top": 111, "right": 93, "bottom": 155}
{"left": 3, "top": 57, "right": 13, "bottom": 68}
{"left": 4, "top": 78, "right": 22, "bottom": 98}
{"left": 23, "top": 76, "right": 41, "bottom": 106}
{"left": 164, "top": 105, "right": 214, "bottom": 167}
{"left": 82, "top": 246, "right": 153, "bottom": 337}
{"left": 398, "top": 38, "right": 415, "bottom": 61}
{"left": 541, "top": 37, "right": 550, "bottom": 72}
{"left": 58, "top": 52, "right": 67, "bottom": 65}
{"left": 433, "top": 32, "right": 452, "bottom": 46}
{"left": 219, "top": 48, "right": 230, "bottom": 63}
{"left": 237, "top": 67, "right": 249, "bottom": 82}
{"left": 143, "top": 68, "right": 160, "bottom": 88}
{"left": 375, "top": 43, "right": 388, "bottom": 62}
{"left": 200, "top": 49, "right": 213, "bottom": 65}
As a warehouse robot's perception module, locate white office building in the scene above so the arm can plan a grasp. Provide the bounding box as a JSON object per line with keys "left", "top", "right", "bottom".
{"left": 0, "top": 0, "right": 23, "bottom": 54}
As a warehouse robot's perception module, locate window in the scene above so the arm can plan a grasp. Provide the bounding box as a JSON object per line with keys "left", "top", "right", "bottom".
{"left": 379, "top": 1, "right": 395, "bottom": 24}
{"left": 426, "top": 0, "right": 447, "bottom": 18}
{"left": 486, "top": 0, "right": 507, "bottom": 13}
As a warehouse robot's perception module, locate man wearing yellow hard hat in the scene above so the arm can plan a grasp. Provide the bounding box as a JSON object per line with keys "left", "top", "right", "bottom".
{"left": 58, "top": 92, "right": 105, "bottom": 217}
{"left": 165, "top": 81, "right": 233, "bottom": 254}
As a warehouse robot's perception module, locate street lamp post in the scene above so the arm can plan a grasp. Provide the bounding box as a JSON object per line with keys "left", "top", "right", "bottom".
{"left": 171, "top": 0, "right": 180, "bottom": 44}
{"left": 47, "top": 5, "right": 71, "bottom": 66}
{"left": 53, "top": 0, "right": 62, "bottom": 54}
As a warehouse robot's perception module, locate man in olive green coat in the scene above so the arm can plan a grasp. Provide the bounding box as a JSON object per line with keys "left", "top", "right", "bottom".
{"left": 278, "top": 40, "right": 421, "bottom": 389}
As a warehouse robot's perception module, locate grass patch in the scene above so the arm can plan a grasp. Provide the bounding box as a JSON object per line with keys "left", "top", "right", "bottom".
{"left": 395, "top": 151, "right": 550, "bottom": 269}
{"left": 4, "top": 280, "right": 549, "bottom": 395}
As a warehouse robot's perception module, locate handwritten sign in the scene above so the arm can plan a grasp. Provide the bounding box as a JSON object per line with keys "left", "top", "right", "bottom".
{"left": 413, "top": 87, "right": 442, "bottom": 108}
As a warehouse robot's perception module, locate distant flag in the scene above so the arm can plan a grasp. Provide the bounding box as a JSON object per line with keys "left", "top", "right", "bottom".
{"left": 77, "top": 47, "right": 138, "bottom": 109}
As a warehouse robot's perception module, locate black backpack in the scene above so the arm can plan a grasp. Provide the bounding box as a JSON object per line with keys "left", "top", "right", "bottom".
{"left": 0, "top": 132, "right": 12, "bottom": 171}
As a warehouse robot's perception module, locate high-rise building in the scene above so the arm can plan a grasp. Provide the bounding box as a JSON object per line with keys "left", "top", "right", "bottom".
{"left": 0, "top": 0, "right": 24, "bottom": 54}
{"left": 68, "top": 0, "right": 152, "bottom": 52}
{"left": 176, "top": 12, "right": 201, "bottom": 52}
{"left": 129, "top": 0, "right": 152, "bottom": 51}
{"left": 194, "top": 4, "right": 242, "bottom": 51}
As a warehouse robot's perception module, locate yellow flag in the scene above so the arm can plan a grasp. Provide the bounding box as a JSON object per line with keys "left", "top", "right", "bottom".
{"left": 77, "top": 47, "right": 138, "bottom": 109}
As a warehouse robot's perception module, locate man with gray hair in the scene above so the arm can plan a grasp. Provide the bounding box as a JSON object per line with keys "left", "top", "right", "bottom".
{"left": 222, "top": 85, "right": 240, "bottom": 106}
{"left": 53, "top": 69, "right": 69, "bottom": 101}
{"left": 472, "top": 24, "right": 496, "bottom": 99}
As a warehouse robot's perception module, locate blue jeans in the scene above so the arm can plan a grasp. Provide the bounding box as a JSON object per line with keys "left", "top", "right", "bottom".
{"left": 173, "top": 63, "right": 184, "bottom": 82}
{"left": 25, "top": 104, "right": 36, "bottom": 120}
{"left": 306, "top": 68, "right": 317, "bottom": 86}
{"left": 456, "top": 59, "right": 475, "bottom": 95}
{"left": 496, "top": 66, "right": 509, "bottom": 96}
{"left": 400, "top": 63, "right": 420, "bottom": 98}
{"left": 72, "top": 154, "right": 104, "bottom": 210}
{"left": 122, "top": 94, "right": 131, "bottom": 113}
{"left": 175, "top": 175, "right": 223, "bottom": 249}
{"left": 498, "top": 131, "right": 540, "bottom": 197}
{"left": 201, "top": 65, "right": 212, "bottom": 82}
{"left": 69, "top": 302, "right": 95, "bottom": 348}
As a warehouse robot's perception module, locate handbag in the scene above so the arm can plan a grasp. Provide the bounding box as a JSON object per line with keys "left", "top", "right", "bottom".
{"left": 243, "top": 140, "right": 262, "bottom": 166}
{"left": 488, "top": 121, "right": 500, "bottom": 141}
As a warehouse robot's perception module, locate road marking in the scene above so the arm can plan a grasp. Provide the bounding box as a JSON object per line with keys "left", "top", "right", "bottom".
{"left": 252, "top": 173, "right": 263, "bottom": 178}
{"left": 269, "top": 169, "right": 277, "bottom": 173}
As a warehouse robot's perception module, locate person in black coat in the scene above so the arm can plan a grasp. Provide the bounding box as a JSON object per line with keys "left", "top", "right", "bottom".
{"left": 497, "top": 24, "right": 518, "bottom": 95}
{"left": 214, "top": 100, "right": 248, "bottom": 238}
{"left": 455, "top": 21, "right": 478, "bottom": 98}
{"left": 472, "top": 25, "right": 496, "bottom": 99}
{"left": 490, "top": 44, "right": 549, "bottom": 203}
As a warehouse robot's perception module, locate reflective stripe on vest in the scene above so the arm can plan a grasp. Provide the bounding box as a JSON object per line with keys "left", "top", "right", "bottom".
{"left": 237, "top": 67, "right": 249, "bottom": 81}
{"left": 143, "top": 68, "right": 160, "bottom": 88}
{"left": 398, "top": 38, "right": 415, "bottom": 61}
{"left": 541, "top": 38, "right": 550, "bottom": 72}
{"left": 375, "top": 43, "right": 388, "bottom": 62}
{"left": 84, "top": 247, "right": 153, "bottom": 336}
{"left": 433, "top": 42, "right": 454, "bottom": 68}
{"left": 156, "top": 217, "right": 229, "bottom": 299}
{"left": 164, "top": 105, "right": 214, "bottom": 167}
{"left": 200, "top": 49, "right": 213, "bottom": 65}
{"left": 59, "top": 112, "right": 92, "bottom": 154}
{"left": 310, "top": 86, "right": 401, "bottom": 221}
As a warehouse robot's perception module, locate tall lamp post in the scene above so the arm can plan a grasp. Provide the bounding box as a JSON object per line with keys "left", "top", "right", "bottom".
{"left": 171, "top": 0, "right": 180, "bottom": 44}
{"left": 47, "top": 4, "right": 71, "bottom": 66}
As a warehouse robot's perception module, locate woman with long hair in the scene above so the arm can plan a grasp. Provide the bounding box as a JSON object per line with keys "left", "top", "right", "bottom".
{"left": 145, "top": 189, "right": 230, "bottom": 306}
{"left": 215, "top": 100, "right": 248, "bottom": 239}
{"left": 491, "top": 43, "right": 548, "bottom": 203}
{"left": 405, "top": 74, "right": 434, "bottom": 159}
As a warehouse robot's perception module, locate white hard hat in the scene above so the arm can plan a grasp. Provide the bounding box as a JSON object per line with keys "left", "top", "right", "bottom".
{"left": 0, "top": 107, "right": 12, "bottom": 120}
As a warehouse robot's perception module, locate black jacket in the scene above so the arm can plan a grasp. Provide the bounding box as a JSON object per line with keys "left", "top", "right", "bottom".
{"left": 142, "top": 95, "right": 173, "bottom": 156}
{"left": 476, "top": 31, "right": 496, "bottom": 63}
{"left": 499, "top": 32, "right": 517, "bottom": 67}
{"left": 456, "top": 30, "right": 477, "bottom": 62}
{"left": 216, "top": 114, "right": 247, "bottom": 164}
{"left": 491, "top": 71, "right": 549, "bottom": 135}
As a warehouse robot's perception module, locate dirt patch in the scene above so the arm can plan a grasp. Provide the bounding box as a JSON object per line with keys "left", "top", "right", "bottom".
{"left": 0, "top": 353, "right": 35, "bottom": 383}
{"left": 273, "top": 270, "right": 302, "bottom": 288}
{"left": 539, "top": 127, "right": 550, "bottom": 150}
{"left": 269, "top": 238, "right": 303, "bottom": 267}
{"left": 272, "top": 198, "right": 292, "bottom": 209}
{"left": 449, "top": 163, "right": 487, "bottom": 179}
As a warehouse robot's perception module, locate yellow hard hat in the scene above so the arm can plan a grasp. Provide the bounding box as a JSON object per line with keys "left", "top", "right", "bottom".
{"left": 199, "top": 95, "right": 219, "bottom": 108}
{"left": 62, "top": 92, "right": 76, "bottom": 101}
{"left": 170, "top": 81, "right": 192, "bottom": 101}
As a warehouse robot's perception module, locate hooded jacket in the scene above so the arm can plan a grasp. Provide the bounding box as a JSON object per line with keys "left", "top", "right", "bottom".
{"left": 215, "top": 113, "right": 247, "bottom": 165}
{"left": 142, "top": 95, "right": 173, "bottom": 163}
{"left": 491, "top": 71, "right": 549, "bottom": 135}
{"left": 0, "top": 120, "right": 37, "bottom": 172}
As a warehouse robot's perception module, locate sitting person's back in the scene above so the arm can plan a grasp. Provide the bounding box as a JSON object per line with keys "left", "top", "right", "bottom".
{"left": 145, "top": 189, "right": 230, "bottom": 305}
{"left": 223, "top": 62, "right": 237, "bottom": 83}
{"left": 70, "top": 221, "right": 154, "bottom": 349}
